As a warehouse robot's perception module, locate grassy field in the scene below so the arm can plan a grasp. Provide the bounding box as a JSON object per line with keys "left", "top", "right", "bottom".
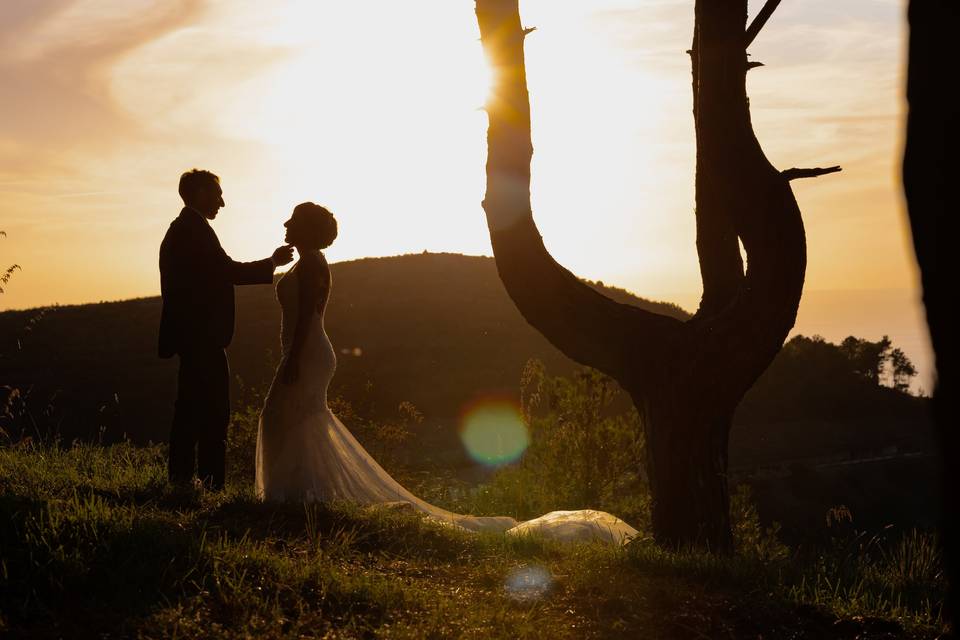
{"left": 0, "top": 440, "right": 948, "bottom": 639}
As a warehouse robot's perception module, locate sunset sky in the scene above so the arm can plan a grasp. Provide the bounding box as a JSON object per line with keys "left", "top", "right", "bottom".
{"left": 0, "top": 0, "right": 933, "bottom": 388}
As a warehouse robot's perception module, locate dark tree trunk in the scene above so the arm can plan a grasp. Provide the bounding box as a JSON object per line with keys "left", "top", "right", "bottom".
{"left": 904, "top": 0, "right": 955, "bottom": 623}
{"left": 638, "top": 391, "right": 736, "bottom": 549}
{"left": 476, "top": 0, "right": 829, "bottom": 551}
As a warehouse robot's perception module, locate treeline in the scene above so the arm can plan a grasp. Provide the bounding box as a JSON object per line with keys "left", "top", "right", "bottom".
{"left": 731, "top": 334, "right": 931, "bottom": 468}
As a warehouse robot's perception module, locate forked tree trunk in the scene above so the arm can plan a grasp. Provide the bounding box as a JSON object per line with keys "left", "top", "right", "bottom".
{"left": 476, "top": 0, "right": 830, "bottom": 550}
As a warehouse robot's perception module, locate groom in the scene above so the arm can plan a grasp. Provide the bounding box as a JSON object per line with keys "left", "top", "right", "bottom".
{"left": 159, "top": 169, "right": 293, "bottom": 489}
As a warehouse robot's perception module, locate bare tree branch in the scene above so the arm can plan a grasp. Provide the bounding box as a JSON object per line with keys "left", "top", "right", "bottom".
{"left": 782, "top": 166, "right": 842, "bottom": 181}
{"left": 744, "top": 0, "right": 783, "bottom": 48}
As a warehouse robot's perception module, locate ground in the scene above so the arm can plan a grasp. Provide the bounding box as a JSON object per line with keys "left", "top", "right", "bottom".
{"left": 0, "top": 442, "right": 946, "bottom": 639}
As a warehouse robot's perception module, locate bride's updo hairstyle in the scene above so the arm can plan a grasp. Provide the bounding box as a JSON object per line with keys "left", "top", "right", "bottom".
{"left": 294, "top": 202, "right": 337, "bottom": 249}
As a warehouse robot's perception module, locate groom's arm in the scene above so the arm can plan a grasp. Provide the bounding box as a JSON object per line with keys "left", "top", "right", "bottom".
{"left": 210, "top": 237, "right": 275, "bottom": 285}
{"left": 225, "top": 255, "right": 275, "bottom": 286}
{"left": 218, "top": 244, "right": 292, "bottom": 286}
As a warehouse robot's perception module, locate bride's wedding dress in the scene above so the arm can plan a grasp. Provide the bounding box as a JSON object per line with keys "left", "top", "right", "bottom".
{"left": 255, "top": 266, "right": 638, "bottom": 545}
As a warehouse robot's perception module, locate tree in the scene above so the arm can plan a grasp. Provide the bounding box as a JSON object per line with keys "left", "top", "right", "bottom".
{"left": 903, "top": 0, "right": 955, "bottom": 622}
{"left": 839, "top": 335, "right": 892, "bottom": 384}
{"left": 835, "top": 336, "right": 919, "bottom": 391}
{"left": 475, "top": 0, "right": 838, "bottom": 550}
{"left": 889, "top": 348, "right": 918, "bottom": 393}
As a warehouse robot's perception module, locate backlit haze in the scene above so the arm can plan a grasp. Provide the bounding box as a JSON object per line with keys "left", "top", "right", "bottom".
{"left": 0, "top": 1, "right": 933, "bottom": 389}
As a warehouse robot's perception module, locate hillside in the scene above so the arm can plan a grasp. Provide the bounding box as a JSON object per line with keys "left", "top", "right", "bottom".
{"left": 0, "top": 253, "right": 682, "bottom": 447}
{"left": 0, "top": 252, "right": 933, "bottom": 475}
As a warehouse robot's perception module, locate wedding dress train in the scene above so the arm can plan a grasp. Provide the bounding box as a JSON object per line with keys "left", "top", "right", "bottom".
{"left": 255, "top": 267, "right": 638, "bottom": 545}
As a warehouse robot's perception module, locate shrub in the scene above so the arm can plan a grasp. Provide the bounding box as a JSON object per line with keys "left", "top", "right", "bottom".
{"left": 730, "top": 484, "right": 789, "bottom": 561}
{"left": 473, "top": 360, "right": 648, "bottom": 525}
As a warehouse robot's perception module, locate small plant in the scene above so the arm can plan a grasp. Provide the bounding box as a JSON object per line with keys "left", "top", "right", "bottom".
{"left": 826, "top": 504, "right": 854, "bottom": 528}
{"left": 0, "top": 230, "right": 20, "bottom": 295}
{"left": 729, "top": 484, "right": 789, "bottom": 562}
{"left": 475, "top": 360, "right": 648, "bottom": 525}
{"left": 876, "top": 528, "right": 943, "bottom": 591}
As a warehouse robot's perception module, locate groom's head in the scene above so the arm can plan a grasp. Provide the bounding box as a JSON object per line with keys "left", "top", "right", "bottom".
{"left": 179, "top": 169, "right": 224, "bottom": 220}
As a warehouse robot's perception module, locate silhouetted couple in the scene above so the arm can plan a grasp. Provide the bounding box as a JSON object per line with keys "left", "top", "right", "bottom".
{"left": 158, "top": 168, "right": 637, "bottom": 544}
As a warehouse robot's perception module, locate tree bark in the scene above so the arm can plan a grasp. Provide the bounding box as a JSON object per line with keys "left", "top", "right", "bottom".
{"left": 637, "top": 390, "right": 736, "bottom": 549}
{"left": 903, "top": 0, "right": 955, "bottom": 623}
{"left": 476, "top": 0, "right": 813, "bottom": 551}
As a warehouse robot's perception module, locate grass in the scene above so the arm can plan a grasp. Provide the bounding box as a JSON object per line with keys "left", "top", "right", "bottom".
{"left": 0, "top": 440, "right": 949, "bottom": 639}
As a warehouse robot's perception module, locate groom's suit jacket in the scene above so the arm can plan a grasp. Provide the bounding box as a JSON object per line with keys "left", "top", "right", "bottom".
{"left": 158, "top": 208, "right": 275, "bottom": 358}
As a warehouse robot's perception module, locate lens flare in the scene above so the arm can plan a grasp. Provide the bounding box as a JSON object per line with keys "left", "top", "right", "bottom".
{"left": 459, "top": 398, "right": 528, "bottom": 467}
{"left": 504, "top": 564, "right": 552, "bottom": 602}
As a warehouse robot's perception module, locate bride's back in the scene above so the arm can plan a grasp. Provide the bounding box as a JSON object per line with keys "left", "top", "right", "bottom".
{"left": 277, "top": 261, "right": 336, "bottom": 394}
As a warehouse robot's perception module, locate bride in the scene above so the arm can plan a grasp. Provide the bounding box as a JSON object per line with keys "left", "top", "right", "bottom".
{"left": 255, "top": 203, "right": 638, "bottom": 544}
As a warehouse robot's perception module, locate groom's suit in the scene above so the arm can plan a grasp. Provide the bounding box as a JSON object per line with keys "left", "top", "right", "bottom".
{"left": 159, "top": 207, "right": 275, "bottom": 488}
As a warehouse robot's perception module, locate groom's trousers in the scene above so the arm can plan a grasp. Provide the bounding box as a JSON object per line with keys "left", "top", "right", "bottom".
{"left": 169, "top": 348, "right": 230, "bottom": 489}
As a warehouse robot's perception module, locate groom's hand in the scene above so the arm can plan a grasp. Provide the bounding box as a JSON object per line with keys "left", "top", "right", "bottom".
{"left": 271, "top": 245, "right": 295, "bottom": 267}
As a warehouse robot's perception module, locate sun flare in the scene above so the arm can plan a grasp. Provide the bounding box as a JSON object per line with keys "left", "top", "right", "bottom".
{"left": 459, "top": 398, "right": 528, "bottom": 467}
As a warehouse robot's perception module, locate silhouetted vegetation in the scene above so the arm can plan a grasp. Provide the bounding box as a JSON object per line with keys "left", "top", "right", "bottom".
{"left": 433, "top": 355, "right": 936, "bottom": 546}
{"left": 0, "top": 231, "right": 20, "bottom": 295}
{"left": 463, "top": 360, "right": 648, "bottom": 526}
{"left": 735, "top": 335, "right": 930, "bottom": 462}
{"left": 733, "top": 335, "right": 936, "bottom": 538}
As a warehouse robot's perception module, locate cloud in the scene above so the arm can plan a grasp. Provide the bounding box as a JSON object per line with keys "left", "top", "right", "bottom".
{"left": 0, "top": 0, "right": 74, "bottom": 50}
{"left": 8, "top": 0, "right": 202, "bottom": 62}
{"left": 0, "top": 1, "right": 209, "bottom": 181}
{"left": 107, "top": 25, "right": 292, "bottom": 138}
{"left": 588, "top": 2, "right": 693, "bottom": 70}
{"left": 0, "top": 0, "right": 295, "bottom": 221}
